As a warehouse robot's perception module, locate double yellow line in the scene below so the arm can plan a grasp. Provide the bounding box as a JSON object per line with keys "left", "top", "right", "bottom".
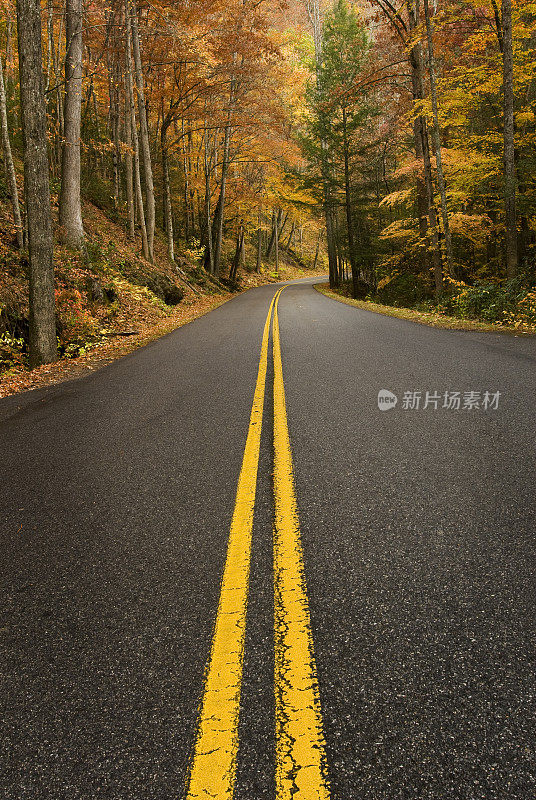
{"left": 185, "top": 287, "right": 330, "bottom": 800}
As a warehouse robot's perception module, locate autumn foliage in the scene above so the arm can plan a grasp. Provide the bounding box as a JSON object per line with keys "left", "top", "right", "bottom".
{"left": 0, "top": 0, "right": 535, "bottom": 377}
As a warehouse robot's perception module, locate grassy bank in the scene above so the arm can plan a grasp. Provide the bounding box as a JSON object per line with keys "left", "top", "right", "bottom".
{"left": 314, "top": 283, "right": 536, "bottom": 335}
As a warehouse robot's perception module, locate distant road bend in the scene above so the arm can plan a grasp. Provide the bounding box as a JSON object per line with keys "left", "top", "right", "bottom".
{"left": 1, "top": 278, "right": 535, "bottom": 799}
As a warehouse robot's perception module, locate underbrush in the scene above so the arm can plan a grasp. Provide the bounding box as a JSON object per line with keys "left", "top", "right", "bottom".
{"left": 441, "top": 277, "right": 536, "bottom": 327}
{"left": 0, "top": 235, "right": 187, "bottom": 371}
{"left": 335, "top": 273, "right": 536, "bottom": 330}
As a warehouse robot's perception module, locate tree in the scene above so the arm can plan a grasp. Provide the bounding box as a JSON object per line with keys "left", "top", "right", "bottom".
{"left": 304, "top": 0, "right": 376, "bottom": 296}
{"left": 124, "top": 0, "right": 149, "bottom": 260}
{"left": 501, "top": 0, "right": 518, "bottom": 276}
{"left": 59, "top": 0, "right": 85, "bottom": 249}
{"left": 0, "top": 49, "right": 23, "bottom": 248}
{"left": 423, "top": 0, "right": 454, "bottom": 278}
{"left": 368, "top": 0, "right": 444, "bottom": 297}
{"left": 16, "top": 0, "right": 57, "bottom": 367}
{"left": 307, "top": 0, "right": 338, "bottom": 288}
{"left": 129, "top": 0, "right": 155, "bottom": 262}
{"left": 321, "top": 0, "right": 371, "bottom": 295}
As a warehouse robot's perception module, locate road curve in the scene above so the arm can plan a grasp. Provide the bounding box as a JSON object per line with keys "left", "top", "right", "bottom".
{"left": 1, "top": 278, "right": 535, "bottom": 799}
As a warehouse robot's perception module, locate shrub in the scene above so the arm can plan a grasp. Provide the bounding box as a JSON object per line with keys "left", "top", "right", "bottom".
{"left": 374, "top": 271, "right": 431, "bottom": 306}
{"left": 447, "top": 278, "right": 529, "bottom": 324}
{"left": 0, "top": 331, "right": 26, "bottom": 370}
{"left": 55, "top": 286, "right": 99, "bottom": 345}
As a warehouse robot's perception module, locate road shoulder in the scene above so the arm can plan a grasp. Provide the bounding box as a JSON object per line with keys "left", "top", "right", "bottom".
{"left": 314, "top": 282, "right": 536, "bottom": 337}
{"left": 0, "top": 273, "right": 323, "bottom": 401}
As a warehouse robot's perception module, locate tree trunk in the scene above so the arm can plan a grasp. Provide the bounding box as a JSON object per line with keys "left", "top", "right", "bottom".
{"left": 502, "top": 0, "right": 518, "bottom": 277}
{"left": 203, "top": 128, "right": 215, "bottom": 274}
{"left": 59, "top": 0, "right": 84, "bottom": 249}
{"left": 342, "top": 106, "right": 356, "bottom": 293}
{"left": 212, "top": 74, "right": 235, "bottom": 277}
{"left": 266, "top": 210, "right": 276, "bottom": 259}
{"left": 125, "top": 1, "right": 149, "bottom": 259}
{"left": 161, "top": 122, "right": 174, "bottom": 261}
{"left": 420, "top": 116, "right": 443, "bottom": 299}
{"left": 123, "top": 76, "right": 136, "bottom": 240}
{"left": 407, "top": 0, "right": 443, "bottom": 297}
{"left": 320, "top": 135, "right": 337, "bottom": 287}
{"left": 266, "top": 209, "right": 284, "bottom": 259}
{"left": 129, "top": 0, "right": 155, "bottom": 261}
{"left": 256, "top": 207, "right": 262, "bottom": 272}
{"left": 190, "top": 132, "right": 200, "bottom": 239}
{"left": 5, "top": 10, "right": 15, "bottom": 97}
{"left": 286, "top": 221, "right": 295, "bottom": 248}
{"left": 182, "top": 119, "right": 193, "bottom": 243}
{"left": 16, "top": 0, "right": 57, "bottom": 367}
{"left": 109, "top": 49, "right": 121, "bottom": 212}
{"left": 313, "top": 230, "right": 323, "bottom": 270}
{"left": 307, "top": 0, "right": 338, "bottom": 286}
{"left": 162, "top": 145, "right": 174, "bottom": 261}
{"left": 0, "top": 53, "right": 23, "bottom": 248}
{"left": 408, "top": 15, "right": 443, "bottom": 297}
{"left": 274, "top": 212, "right": 280, "bottom": 276}
{"left": 424, "top": 0, "right": 454, "bottom": 277}
{"left": 413, "top": 109, "right": 430, "bottom": 269}
{"left": 53, "top": 12, "right": 64, "bottom": 173}
{"left": 45, "top": 0, "right": 54, "bottom": 91}
{"left": 268, "top": 210, "right": 276, "bottom": 260}
{"left": 230, "top": 221, "right": 243, "bottom": 283}
{"left": 324, "top": 201, "right": 338, "bottom": 288}
{"left": 491, "top": 0, "right": 504, "bottom": 51}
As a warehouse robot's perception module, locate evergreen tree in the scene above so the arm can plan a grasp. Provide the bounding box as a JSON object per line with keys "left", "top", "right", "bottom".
{"left": 303, "top": 0, "right": 377, "bottom": 296}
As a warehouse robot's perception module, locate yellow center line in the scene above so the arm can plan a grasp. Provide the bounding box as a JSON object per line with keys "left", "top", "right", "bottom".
{"left": 185, "top": 288, "right": 283, "bottom": 800}
{"left": 272, "top": 290, "right": 331, "bottom": 800}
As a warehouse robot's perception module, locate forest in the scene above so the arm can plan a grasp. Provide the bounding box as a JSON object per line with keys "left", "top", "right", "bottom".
{"left": 0, "top": 0, "right": 535, "bottom": 377}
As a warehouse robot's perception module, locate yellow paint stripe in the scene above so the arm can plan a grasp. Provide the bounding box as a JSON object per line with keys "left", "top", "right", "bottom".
{"left": 272, "top": 289, "right": 331, "bottom": 800}
{"left": 186, "top": 288, "right": 283, "bottom": 800}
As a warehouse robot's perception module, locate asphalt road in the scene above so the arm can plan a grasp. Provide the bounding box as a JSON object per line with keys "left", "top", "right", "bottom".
{"left": 1, "top": 278, "right": 535, "bottom": 799}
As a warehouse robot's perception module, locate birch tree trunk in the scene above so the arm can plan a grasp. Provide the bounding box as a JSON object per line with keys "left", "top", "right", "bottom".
{"left": 502, "top": 0, "right": 518, "bottom": 277}
{"left": 424, "top": 0, "right": 454, "bottom": 277}
{"left": 129, "top": 0, "right": 155, "bottom": 262}
{"left": 59, "top": 0, "right": 85, "bottom": 249}
{"left": 0, "top": 53, "right": 23, "bottom": 248}
{"left": 16, "top": 0, "right": 57, "bottom": 367}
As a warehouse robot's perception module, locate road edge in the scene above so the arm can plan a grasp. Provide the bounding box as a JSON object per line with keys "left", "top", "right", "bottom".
{"left": 313, "top": 283, "right": 536, "bottom": 337}
{"left": 0, "top": 276, "right": 321, "bottom": 403}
